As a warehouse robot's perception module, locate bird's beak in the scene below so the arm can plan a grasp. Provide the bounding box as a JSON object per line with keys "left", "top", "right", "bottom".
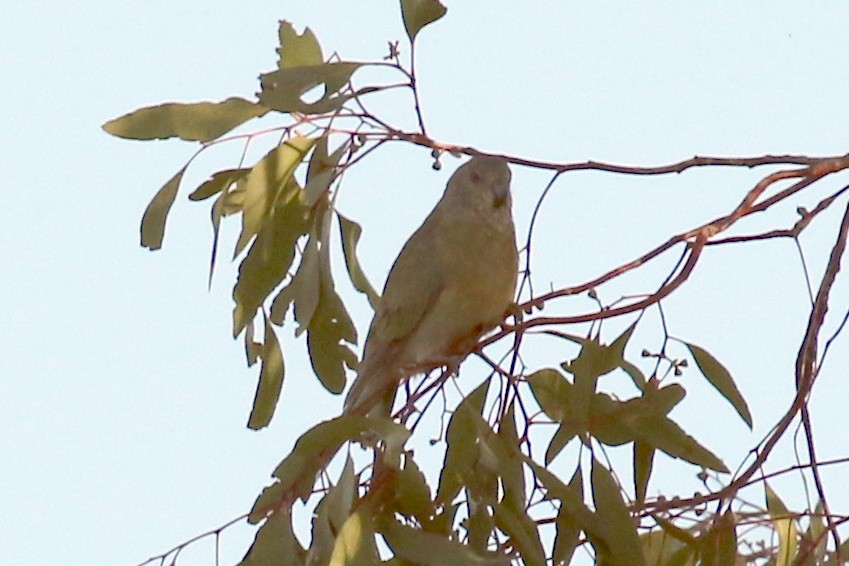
{"left": 493, "top": 182, "right": 511, "bottom": 208}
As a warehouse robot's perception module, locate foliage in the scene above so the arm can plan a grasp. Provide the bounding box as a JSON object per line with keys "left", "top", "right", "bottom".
{"left": 106, "top": 2, "right": 849, "bottom": 565}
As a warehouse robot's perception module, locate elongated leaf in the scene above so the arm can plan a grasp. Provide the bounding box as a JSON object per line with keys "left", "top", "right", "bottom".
{"left": 633, "top": 414, "right": 728, "bottom": 472}
{"left": 699, "top": 510, "right": 737, "bottom": 566}
{"left": 497, "top": 404, "right": 525, "bottom": 512}
{"left": 527, "top": 368, "right": 573, "bottom": 422}
{"left": 591, "top": 458, "right": 646, "bottom": 566}
{"left": 328, "top": 510, "right": 377, "bottom": 566}
{"left": 552, "top": 467, "right": 583, "bottom": 566}
{"left": 277, "top": 21, "right": 323, "bottom": 68}
{"left": 338, "top": 213, "right": 379, "bottom": 308}
{"left": 395, "top": 456, "right": 434, "bottom": 526}
{"left": 248, "top": 416, "right": 409, "bottom": 522}
{"left": 140, "top": 167, "right": 185, "bottom": 250}
{"left": 633, "top": 440, "right": 654, "bottom": 506}
{"left": 766, "top": 483, "right": 798, "bottom": 566}
{"left": 686, "top": 342, "right": 752, "bottom": 428}
{"left": 381, "top": 518, "right": 510, "bottom": 566}
{"left": 305, "top": 136, "right": 348, "bottom": 206}
{"left": 189, "top": 168, "right": 248, "bottom": 201}
{"left": 400, "top": 0, "right": 448, "bottom": 42}
{"left": 493, "top": 502, "right": 546, "bottom": 566}
{"left": 237, "top": 511, "right": 305, "bottom": 566}
{"left": 236, "top": 136, "right": 316, "bottom": 257}
{"left": 258, "top": 63, "right": 363, "bottom": 115}
{"left": 103, "top": 97, "right": 268, "bottom": 142}
{"left": 436, "top": 380, "right": 490, "bottom": 505}
{"left": 247, "top": 314, "right": 285, "bottom": 430}
{"left": 232, "top": 180, "right": 311, "bottom": 336}
{"left": 310, "top": 458, "right": 358, "bottom": 566}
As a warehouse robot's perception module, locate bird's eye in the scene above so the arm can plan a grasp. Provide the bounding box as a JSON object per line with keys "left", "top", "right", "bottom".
{"left": 470, "top": 171, "right": 483, "bottom": 183}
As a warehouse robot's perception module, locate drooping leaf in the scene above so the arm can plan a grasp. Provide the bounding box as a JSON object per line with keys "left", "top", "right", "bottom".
{"left": 277, "top": 21, "right": 323, "bottom": 68}
{"left": 304, "top": 136, "right": 348, "bottom": 206}
{"left": 685, "top": 342, "right": 753, "bottom": 429}
{"left": 189, "top": 168, "right": 248, "bottom": 201}
{"left": 328, "top": 510, "right": 378, "bottom": 566}
{"left": 337, "top": 213, "right": 380, "bottom": 308}
{"left": 527, "top": 458, "right": 609, "bottom": 557}
{"left": 435, "top": 380, "right": 490, "bottom": 506}
{"left": 631, "top": 414, "right": 728, "bottom": 473}
{"left": 248, "top": 416, "right": 409, "bottom": 523}
{"left": 545, "top": 423, "right": 580, "bottom": 466}
{"left": 497, "top": 404, "right": 525, "bottom": 513}
{"left": 247, "top": 314, "right": 286, "bottom": 430}
{"left": 699, "top": 510, "right": 737, "bottom": 566}
{"left": 766, "top": 483, "right": 798, "bottom": 566}
{"left": 493, "top": 502, "right": 546, "bottom": 566}
{"left": 305, "top": 211, "right": 359, "bottom": 394}
{"left": 103, "top": 97, "right": 268, "bottom": 142}
{"left": 640, "top": 528, "right": 689, "bottom": 566}
{"left": 394, "top": 456, "right": 434, "bottom": 527}
{"left": 236, "top": 136, "right": 316, "bottom": 257}
{"left": 400, "top": 0, "right": 448, "bottom": 43}
{"left": 804, "top": 501, "right": 827, "bottom": 566}
{"left": 633, "top": 440, "right": 654, "bottom": 506}
{"left": 140, "top": 167, "right": 185, "bottom": 250}
{"left": 232, "top": 180, "right": 311, "bottom": 337}
{"left": 552, "top": 467, "right": 583, "bottom": 566}
{"left": 237, "top": 511, "right": 305, "bottom": 566}
{"left": 527, "top": 368, "right": 574, "bottom": 422}
{"left": 591, "top": 458, "right": 646, "bottom": 566}
{"left": 309, "top": 458, "right": 358, "bottom": 566}
{"left": 269, "top": 234, "right": 320, "bottom": 332}
{"left": 258, "top": 63, "right": 364, "bottom": 115}
{"left": 380, "top": 518, "right": 510, "bottom": 566}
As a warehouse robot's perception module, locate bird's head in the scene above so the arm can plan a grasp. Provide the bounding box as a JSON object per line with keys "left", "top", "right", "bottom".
{"left": 445, "top": 155, "right": 512, "bottom": 211}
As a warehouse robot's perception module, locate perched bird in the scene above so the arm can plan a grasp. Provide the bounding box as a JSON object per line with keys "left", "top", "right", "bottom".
{"left": 343, "top": 155, "right": 518, "bottom": 417}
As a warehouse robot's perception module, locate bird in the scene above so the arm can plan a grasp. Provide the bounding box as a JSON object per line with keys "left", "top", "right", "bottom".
{"left": 343, "top": 155, "right": 518, "bottom": 417}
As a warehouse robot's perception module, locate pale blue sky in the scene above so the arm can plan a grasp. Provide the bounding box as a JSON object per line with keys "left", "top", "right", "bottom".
{"left": 4, "top": 2, "right": 849, "bottom": 564}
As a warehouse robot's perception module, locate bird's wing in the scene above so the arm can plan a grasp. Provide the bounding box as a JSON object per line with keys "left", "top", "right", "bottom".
{"left": 368, "top": 217, "right": 447, "bottom": 345}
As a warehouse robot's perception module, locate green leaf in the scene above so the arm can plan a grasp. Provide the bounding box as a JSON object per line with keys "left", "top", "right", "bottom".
{"left": 237, "top": 511, "right": 305, "bottom": 566}
{"left": 400, "top": 0, "right": 448, "bottom": 43}
{"left": 632, "top": 414, "right": 728, "bottom": 473}
{"left": 699, "top": 510, "right": 737, "bottom": 566}
{"left": 232, "top": 180, "right": 311, "bottom": 337}
{"left": 685, "top": 342, "right": 752, "bottom": 429}
{"left": 258, "top": 63, "right": 364, "bottom": 115}
{"left": 493, "top": 502, "right": 546, "bottom": 566}
{"left": 436, "top": 380, "right": 490, "bottom": 506}
{"left": 497, "top": 404, "right": 525, "bottom": 513}
{"left": 527, "top": 368, "right": 574, "bottom": 422}
{"left": 236, "top": 136, "right": 316, "bottom": 257}
{"left": 338, "top": 213, "right": 380, "bottom": 309}
{"left": 552, "top": 467, "right": 583, "bottom": 566}
{"left": 247, "top": 314, "right": 286, "bottom": 430}
{"left": 103, "top": 97, "right": 268, "bottom": 142}
{"left": 140, "top": 167, "right": 185, "bottom": 250}
{"left": 304, "top": 136, "right": 347, "bottom": 206}
{"left": 381, "top": 518, "right": 510, "bottom": 566}
{"left": 591, "top": 458, "right": 646, "bottom": 566}
{"left": 766, "top": 483, "right": 798, "bottom": 566}
{"left": 305, "top": 212, "right": 359, "bottom": 394}
{"left": 545, "top": 423, "right": 579, "bottom": 466}
{"left": 189, "top": 168, "right": 248, "bottom": 201}
{"left": 310, "top": 458, "right": 359, "bottom": 566}
{"left": 804, "top": 501, "right": 827, "bottom": 566}
{"left": 328, "top": 510, "right": 378, "bottom": 566}
{"left": 395, "top": 456, "right": 434, "bottom": 527}
{"left": 277, "top": 21, "right": 323, "bottom": 68}
{"left": 640, "top": 528, "right": 688, "bottom": 566}
{"left": 269, "top": 234, "right": 320, "bottom": 333}
{"left": 248, "top": 416, "right": 409, "bottom": 523}
{"left": 633, "top": 440, "right": 654, "bottom": 506}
